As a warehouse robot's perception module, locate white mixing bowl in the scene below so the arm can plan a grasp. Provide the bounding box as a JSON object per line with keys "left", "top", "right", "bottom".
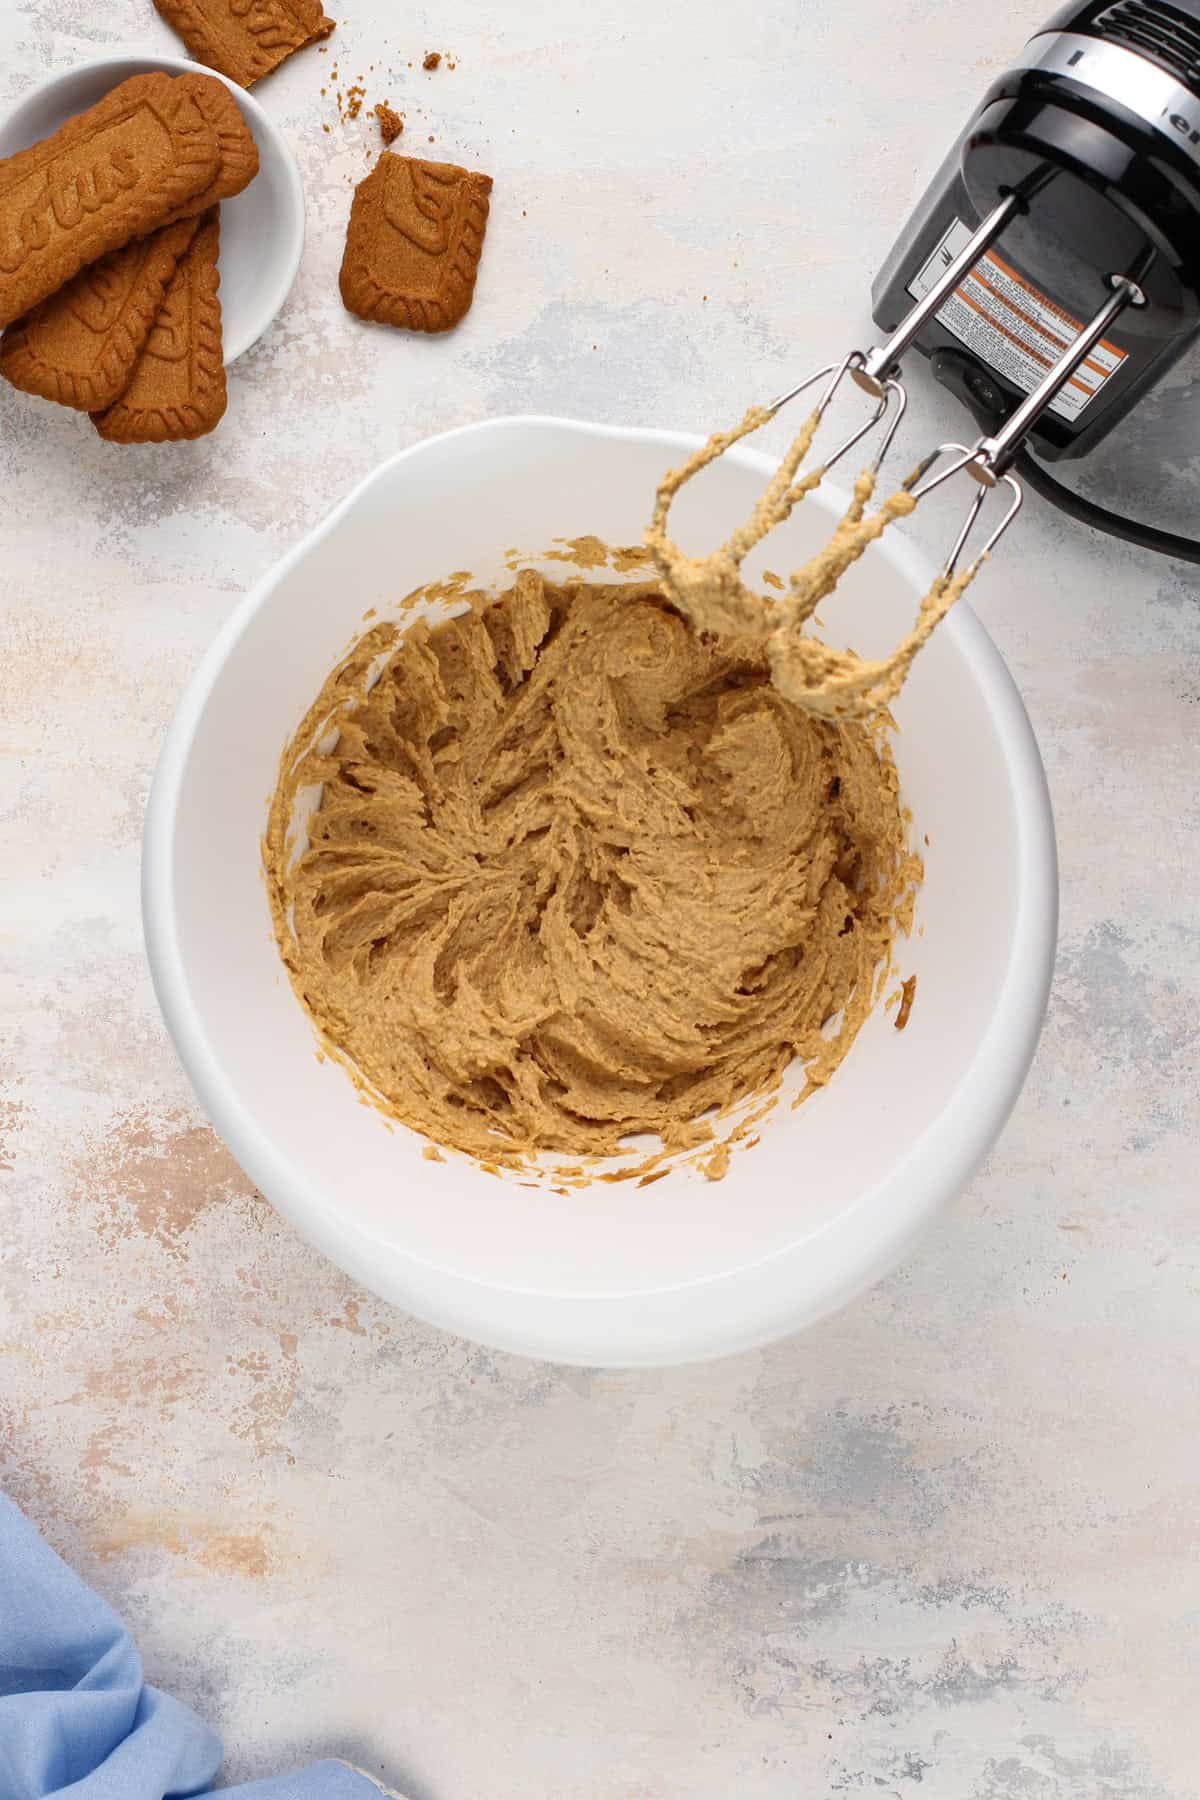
{"left": 142, "top": 417, "right": 1057, "bottom": 1367}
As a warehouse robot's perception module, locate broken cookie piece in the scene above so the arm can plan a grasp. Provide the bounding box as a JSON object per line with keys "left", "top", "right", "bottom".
{"left": 339, "top": 152, "right": 492, "bottom": 333}
{"left": 153, "top": 0, "right": 335, "bottom": 88}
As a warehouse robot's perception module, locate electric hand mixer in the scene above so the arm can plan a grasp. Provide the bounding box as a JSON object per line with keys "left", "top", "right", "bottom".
{"left": 649, "top": 0, "right": 1200, "bottom": 714}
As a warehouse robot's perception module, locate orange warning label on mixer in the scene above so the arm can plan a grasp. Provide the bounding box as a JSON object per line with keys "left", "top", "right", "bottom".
{"left": 908, "top": 217, "right": 1127, "bottom": 422}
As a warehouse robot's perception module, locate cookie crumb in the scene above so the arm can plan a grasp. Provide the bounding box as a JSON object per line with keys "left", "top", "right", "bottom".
{"left": 344, "top": 82, "right": 366, "bottom": 119}
{"left": 422, "top": 50, "right": 441, "bottom": 69}
{"left": 374, "top": 101, "right": 403, "bottom": 142}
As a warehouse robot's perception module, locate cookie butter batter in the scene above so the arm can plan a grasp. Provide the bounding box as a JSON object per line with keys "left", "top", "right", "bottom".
{"left": 646, "top": 407, "right": 981, "bottom": 719}
{"left": 265, "top": 571, "right": 919, "bottom": 1169}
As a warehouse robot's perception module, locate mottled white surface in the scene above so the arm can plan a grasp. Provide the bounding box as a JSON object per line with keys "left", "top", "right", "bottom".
{"left": 2, "top": 1, "right": 1199, "bottom": 1796}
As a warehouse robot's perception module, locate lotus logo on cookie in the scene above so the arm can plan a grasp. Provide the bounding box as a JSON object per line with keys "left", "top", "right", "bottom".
{"left": 0, "top": 149, "right": 141, "bottom": 274}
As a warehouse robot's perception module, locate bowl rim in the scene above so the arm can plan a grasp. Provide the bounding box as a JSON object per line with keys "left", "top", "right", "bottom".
{"left": 142, "top": 415, "right": 1059, "bottom": 1365}
{"left": 0, "top": 47, "right": 305, "bottom": 365}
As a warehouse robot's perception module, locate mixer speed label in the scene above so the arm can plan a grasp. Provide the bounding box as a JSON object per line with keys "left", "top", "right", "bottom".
{"left": 908, "top": 217, "right": 1127, "bottom": 421}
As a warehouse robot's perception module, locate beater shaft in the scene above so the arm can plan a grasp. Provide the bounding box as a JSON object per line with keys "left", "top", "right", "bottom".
{"left": 853, "top": 193, "right": 1021, "bottom": 396}
{"left": 970, "top": 275, "right": 1144, "bottom": 478}
{"left": 905, "top": 271, "right": 1144, "bottom": 570}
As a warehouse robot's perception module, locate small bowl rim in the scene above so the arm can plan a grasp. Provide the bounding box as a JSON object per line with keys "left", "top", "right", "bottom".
{"left": 142, "top": 415, "right": 1059, "bottom": 1366}
{"left": 0, "top": 47, "right": 305, "bottom": 364}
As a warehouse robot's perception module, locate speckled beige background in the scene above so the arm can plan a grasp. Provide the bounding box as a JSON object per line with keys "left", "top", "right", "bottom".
{"left": 2, "top": 2, "right": 1199, "bottom": 1796}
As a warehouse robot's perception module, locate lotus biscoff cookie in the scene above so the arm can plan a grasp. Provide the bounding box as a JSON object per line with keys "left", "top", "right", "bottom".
{"left": 92, "top": 209, "right": 226, "bottom": 444}
{"left": 162, "top": 74, "right": 260, "bottom": 220}
{"left": 153, "top": 0, "right": 336, "bottom": 88}
{"left": 0, "top": 217, "right": 199, "bottom": 412}
{"left": 0, "top": 73, "right": 220, "bottom": 329}
{"left": 339, "top": 153, "right": 492, "bottom": 333}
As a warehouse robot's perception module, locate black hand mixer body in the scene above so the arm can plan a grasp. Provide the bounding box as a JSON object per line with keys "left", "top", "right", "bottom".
{"left": 872, "top": 0, "right": 1200, "bottom": 462}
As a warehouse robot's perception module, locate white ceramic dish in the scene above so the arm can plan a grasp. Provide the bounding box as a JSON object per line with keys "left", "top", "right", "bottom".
{"left": 143, "top": 417, "right": 1058, "bottom": 1368}
{"left": 0, "top": 53, "right": 304, "bottom": 363}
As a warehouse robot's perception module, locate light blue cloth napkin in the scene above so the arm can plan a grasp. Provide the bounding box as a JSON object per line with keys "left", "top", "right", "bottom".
{"left": 0, "top": 1494, "right": 399, "bottom": 1800}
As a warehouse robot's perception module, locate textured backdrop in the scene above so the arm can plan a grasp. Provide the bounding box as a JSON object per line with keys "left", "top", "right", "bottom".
{"left": 1, "top": 1, "right": 1198, "bottom": 1796}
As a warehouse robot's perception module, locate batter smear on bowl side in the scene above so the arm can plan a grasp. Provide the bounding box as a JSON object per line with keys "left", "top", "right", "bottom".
{"left": 264, "top": 568, "right": 921, "bottom": 1176}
